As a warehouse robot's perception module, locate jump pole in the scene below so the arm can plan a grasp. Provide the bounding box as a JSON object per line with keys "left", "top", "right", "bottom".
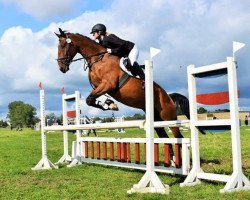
{"left": 128, "top": 48, "right": 169, "bottom": 194}
{"left": 32, "top": 89, "right": 58, "bottom": 170}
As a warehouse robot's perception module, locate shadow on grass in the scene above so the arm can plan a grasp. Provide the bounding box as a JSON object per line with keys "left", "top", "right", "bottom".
{"left": 200, "top": 158, "right": 221, "bottom": 165}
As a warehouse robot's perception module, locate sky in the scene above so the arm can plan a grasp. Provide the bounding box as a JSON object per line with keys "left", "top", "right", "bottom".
{"left": 0, "top": 0, "right": 249, "bottom": 120}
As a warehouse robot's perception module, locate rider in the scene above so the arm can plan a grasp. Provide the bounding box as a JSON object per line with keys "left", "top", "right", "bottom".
{"left": 90, "top": 23, "right": 145, "bottom": 80}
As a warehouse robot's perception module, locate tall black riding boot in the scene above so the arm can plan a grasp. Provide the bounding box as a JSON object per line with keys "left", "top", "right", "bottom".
{"left": 132, "top": 62, "right": 145, "bottom": 80}
{"left": 124, "top": 58, "right": 145, "bottom": 80}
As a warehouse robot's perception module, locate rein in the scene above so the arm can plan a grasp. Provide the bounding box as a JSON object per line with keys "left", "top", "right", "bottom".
{"left": 83, "top": 51, "right": 107, "bottom": 70}
{"left": 57, "top": 51, "right": 107, "bottom": 70}
{"left": 71, "top": 51, "right": 107, "bottom": 63}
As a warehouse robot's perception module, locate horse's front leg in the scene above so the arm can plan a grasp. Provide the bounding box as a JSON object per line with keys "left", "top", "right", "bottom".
{"left": 86, "top": 82, "right": 118, "bottom": 111}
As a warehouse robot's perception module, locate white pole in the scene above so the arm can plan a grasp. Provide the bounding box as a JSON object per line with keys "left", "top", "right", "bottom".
{"left": 56, "top": 93, "right": 71, "bottom": 164}
{"left": 40, "top": 90, "right": 47, "bottom": 160}
{"left": 75, "top": 91, "right": 82, "bottom": 160}
{"left": 221, "top": 57, "right": 250, "bottom": 192}
{"left": 145, "top": 60, "right": 154, "bottom": 172}
{"left": 32, "top": 89, "right": 57, "bottom": 170}
{"left": 128, "top": 53, "right": 169, "bottom": 194}
{"left": 67, "top": 91, "right": 82, "bottom": 167}
{"left": 227, "top": 57, "right": 242, "bottom": 174}
{"left": 180, "top": 64, "right": 201, "bottom": 186}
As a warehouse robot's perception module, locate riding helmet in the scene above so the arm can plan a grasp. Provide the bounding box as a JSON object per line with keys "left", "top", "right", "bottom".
{"left": 90, "top": 23, "right": 106, "bottom": 34}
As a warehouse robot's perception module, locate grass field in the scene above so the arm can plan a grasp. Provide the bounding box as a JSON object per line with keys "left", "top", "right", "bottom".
{"left": 0, "top": 126, "right": 250, "bottom": 200}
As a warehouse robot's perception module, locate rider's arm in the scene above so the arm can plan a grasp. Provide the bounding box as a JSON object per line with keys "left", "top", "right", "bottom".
{"left": 103, "top": 34, "right": 134, "bottom": 56}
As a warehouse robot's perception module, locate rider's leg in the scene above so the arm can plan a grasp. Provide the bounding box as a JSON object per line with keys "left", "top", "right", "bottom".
{"left": 132, "top": 62, "right": 145, "bottom": 80}
{"left": 128, "top": 45, "right": 139, "bottom": 65}
{"left": 128, "top": 45, "right": 145, "bottom": 80}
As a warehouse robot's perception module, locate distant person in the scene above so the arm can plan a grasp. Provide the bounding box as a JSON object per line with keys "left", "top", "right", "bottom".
{"left": 85, "top": 117, "right": 97, "bottom": 136}
{"left": 244, "top": 115, "right": 248, "bottom": 126}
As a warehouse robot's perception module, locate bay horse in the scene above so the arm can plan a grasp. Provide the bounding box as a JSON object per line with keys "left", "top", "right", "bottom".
{"left": 55, "top": 28, "right": 193, "bottom": 140}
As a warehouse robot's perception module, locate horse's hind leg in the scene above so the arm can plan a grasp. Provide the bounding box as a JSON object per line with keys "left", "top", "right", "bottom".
{"left": 154, "top": 110, "right": 175, "bottom": 162}
{"left": 170, "top": 127, "right": 183, "bottom": 138}
{"left": 155, "top": 103, "right": 184, "bottom": 166}
{"left": 154, "top": 127, "right": 168, "bottom": 138}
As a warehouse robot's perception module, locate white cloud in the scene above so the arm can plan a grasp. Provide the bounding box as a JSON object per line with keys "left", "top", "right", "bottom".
{"left": 0, "top": 0, "right": 81, "bottom": 19}
{"left": 1, "top": 0, "right": 250, "bottom": 118}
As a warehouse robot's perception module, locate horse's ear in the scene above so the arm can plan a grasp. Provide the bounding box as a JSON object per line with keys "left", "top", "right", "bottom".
{"left": 59, "top": 28, "right": 63, "bottom": 34}
{"left": 58, "top": 28, "right": 66, "bottom": 37}
{"left": 55, "top": 32, "right": 61, "bottom": 38}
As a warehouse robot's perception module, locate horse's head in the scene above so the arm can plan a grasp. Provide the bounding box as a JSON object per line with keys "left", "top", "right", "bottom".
{"left": 55, "top": 28, "right": 79, "bottom": 73}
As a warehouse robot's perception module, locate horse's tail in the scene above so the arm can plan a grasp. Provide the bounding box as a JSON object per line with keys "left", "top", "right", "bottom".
{"left": 169, "top": 93, "right": 206, "bottom": 134}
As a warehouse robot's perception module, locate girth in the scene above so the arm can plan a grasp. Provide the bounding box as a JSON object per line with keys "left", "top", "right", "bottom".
{"left": 118, "top": 72, "right": 130, "bottom": 88}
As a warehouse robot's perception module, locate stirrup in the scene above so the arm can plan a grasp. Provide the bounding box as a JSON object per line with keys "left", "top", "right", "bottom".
{"left": 141, "top": 80, "right": 145, "bottom": 89}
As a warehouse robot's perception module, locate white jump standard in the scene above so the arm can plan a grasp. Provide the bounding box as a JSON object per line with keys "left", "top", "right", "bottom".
{"left": 57, "top": 91, "right": 82, "bottom": 167}
{"left": 32, "top": 89, "right": 58, "bottom": 170}
{"left": 180, "top": 57, "right": 250, "bottom": 193}
{"left": 128, "top": 53, "right": 169, "bottom": 194}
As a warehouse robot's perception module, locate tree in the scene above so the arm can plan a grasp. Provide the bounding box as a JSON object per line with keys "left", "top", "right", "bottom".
{"left": 124, "top": 113, "right": 145, "bottom": 120}
{"left": 197, "top": 107, "right": 207, "bottom": 114}
{"left": 133, "top": 113, "right": 145, "bottom": 119}
{"left": 215, "top": 109, "right": 230, "bottom": 112}
{"left": 7, "top": 101, "right": 38, "bottom": 129}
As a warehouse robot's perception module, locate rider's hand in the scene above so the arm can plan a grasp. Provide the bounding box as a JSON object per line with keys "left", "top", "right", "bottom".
{"left": 107, "top": 48, "right": 112, "bottom": 53}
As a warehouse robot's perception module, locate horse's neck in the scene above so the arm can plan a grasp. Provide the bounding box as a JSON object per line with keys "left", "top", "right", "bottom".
{"left": 76, "top": 36, "right": 105, "bottom": 56}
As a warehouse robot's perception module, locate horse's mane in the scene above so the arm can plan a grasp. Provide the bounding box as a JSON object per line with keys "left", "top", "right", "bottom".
{"left": 70, "top": 32, "right": 103, "bottom": 48}
{"left": 75, "top": 33, "right": 93, "bottom": 42}
{"left": 59, "top": 28, "right": 100, "bottom": 47}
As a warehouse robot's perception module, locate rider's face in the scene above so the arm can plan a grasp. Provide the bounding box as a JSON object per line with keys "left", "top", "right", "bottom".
{"left": 92, "top": 31, "right": 100, "bottom": 40}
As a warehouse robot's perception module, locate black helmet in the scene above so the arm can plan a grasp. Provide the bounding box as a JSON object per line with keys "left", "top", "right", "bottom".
{"left": 90, "top": 23, "right": 106, "bottom": 34}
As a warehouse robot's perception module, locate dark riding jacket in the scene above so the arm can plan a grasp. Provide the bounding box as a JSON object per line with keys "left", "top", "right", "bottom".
{"left": 99, "top": 34, "right": 134, "bottom": 57}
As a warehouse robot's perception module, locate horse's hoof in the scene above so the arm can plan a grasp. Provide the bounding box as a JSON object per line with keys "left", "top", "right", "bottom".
{"left": 170, "top": 155, "right": 176, "bottom": 167}
{"left": 103, "top": 98, "right": 119, "bottom": 111}
{"left": 109, "top": 103, "right": 119, "bottom": 111}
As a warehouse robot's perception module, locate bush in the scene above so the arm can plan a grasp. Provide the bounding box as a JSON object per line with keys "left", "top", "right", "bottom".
{"left": 0, "top": 120, "right": 8, "bottom": 128}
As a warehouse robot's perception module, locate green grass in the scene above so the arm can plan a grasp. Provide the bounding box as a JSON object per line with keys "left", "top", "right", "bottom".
{"left": 0, "top": 127, "right": 250, "bottom": 199}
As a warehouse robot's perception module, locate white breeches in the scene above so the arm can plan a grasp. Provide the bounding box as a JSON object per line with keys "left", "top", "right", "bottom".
{"left": 119, "top": 45, "right": 139, "bottom": 69}
{"left": 128, "top": 45, "right": 139, "bottom": 65}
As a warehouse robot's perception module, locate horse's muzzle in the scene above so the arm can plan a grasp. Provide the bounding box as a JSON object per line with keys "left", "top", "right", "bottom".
{"left": 61, "top": 67, "right": 69, "bottom": 73}
{"left": 57, "top": 57, "right": 70, "bottom": 73}
{"left": 59, "top": 65, "right": 69, "bottom": 73}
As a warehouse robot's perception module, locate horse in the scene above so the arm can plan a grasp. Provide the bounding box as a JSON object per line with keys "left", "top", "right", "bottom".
{"left": 55, "top": 28, "right": 194, "bottom": 142}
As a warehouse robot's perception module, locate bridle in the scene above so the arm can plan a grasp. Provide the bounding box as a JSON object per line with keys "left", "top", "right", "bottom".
{"left": 56, "top": 38, "right": 74, "bottom": 67}
{"left": 57, "top": 34, "right": 107, "bottom": 70}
